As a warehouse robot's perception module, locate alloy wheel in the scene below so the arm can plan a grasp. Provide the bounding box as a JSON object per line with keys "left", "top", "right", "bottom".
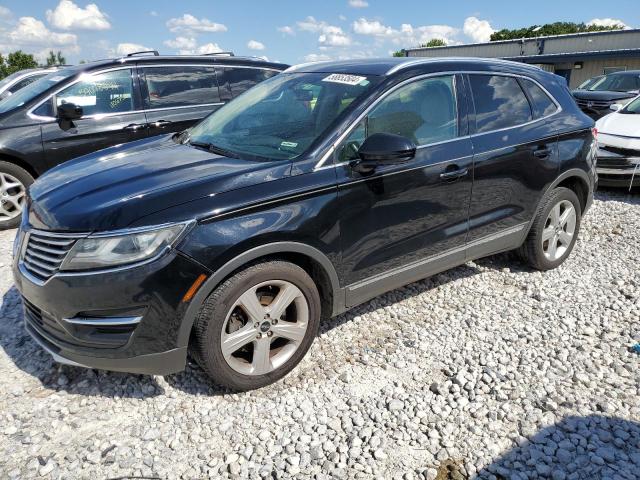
{"left": 542, "top": 199, "right": 576, "bottom": 261}
{"left": 220, "top": 280, "right": 309, "bottom": 376}
{"left": 0, "top": 172, "right": 26, "bottom": 223}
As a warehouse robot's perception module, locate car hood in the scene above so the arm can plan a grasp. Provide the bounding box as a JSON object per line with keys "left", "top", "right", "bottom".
{"left": 28, "top": 135, "right": 291, "bottom": 231}
{"left": 572, "top": 90, "right": 636, "bottom": 102}
{"left": 596, "top": 112, "right": 640, "bottom": 140}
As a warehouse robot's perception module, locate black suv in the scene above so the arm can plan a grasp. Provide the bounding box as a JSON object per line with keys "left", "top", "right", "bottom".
{"left": 572, "top": 70, "right": 640, "bottom": 119}
{"left": 13, "top": 58, "right": 596, "bottom": 391}
{"left": 0, "top": 51, "right": 287, "bottom": 228}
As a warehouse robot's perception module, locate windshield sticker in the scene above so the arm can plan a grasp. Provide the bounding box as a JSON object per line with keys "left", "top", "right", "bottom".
{"left": 322, "top": 74, "right": 367, "bottom": 86}
{"left": 280, "top": 141, "right": 298, "bottom": 148}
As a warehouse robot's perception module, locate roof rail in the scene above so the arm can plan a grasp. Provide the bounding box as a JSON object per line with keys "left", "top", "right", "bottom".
{"left": 126, "top": 50, "right": 160, "bottom": 57}
{"left": 203, "top": 51, "right": 235, "bottom": 57}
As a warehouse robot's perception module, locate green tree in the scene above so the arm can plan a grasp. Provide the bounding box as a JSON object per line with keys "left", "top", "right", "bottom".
{"left": 0, "top": 50, "right": 39, "bottom": 79}
{"left": 392, "top": 49, "right": 406, "bottom": 57}
{"left": 490, "top": 21, "right": 624, "bottom": 41}
{"left": 45, "top": 50, "right": 66, "bottom": 66}
{"left": 421, "top": 38, "right": 447, "bottom": 48}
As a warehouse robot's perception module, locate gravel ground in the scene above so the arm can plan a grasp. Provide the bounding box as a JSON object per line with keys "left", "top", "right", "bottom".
{"left": 1, "top": 189, "right": 639, "bottom": 480}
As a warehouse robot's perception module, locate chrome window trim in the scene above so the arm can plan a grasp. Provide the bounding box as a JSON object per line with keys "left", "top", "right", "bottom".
{"left": 139, "top": 64, "right": 282, "bottom": 73}
{"left": 313, "top": 70, "right": 562, "bottom": 171}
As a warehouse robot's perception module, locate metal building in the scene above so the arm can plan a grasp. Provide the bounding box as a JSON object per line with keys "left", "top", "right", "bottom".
{"left": 404, "top": 29, "right": 640, "bottom": 88}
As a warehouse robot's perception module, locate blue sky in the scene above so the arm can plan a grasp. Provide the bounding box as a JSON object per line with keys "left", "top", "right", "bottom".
{"left": 0, "top": 0, "right": 638, "bottom": 64}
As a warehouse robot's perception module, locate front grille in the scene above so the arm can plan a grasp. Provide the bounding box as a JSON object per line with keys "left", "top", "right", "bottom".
{"left": 22, "top": 231, "right": 82, "bottom": 281}
{"left": 575, "top": 98, "right": 612, "bottom": 110}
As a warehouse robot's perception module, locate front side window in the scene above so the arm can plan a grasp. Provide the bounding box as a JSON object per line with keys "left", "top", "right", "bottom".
{"left": 142, "top": 66, "right": 220, "bottom": 109}
{"left": 55, "top": 69, "right": 134, "bottom": 116}
{"left": 187, "top": 72, "right": 380, "bottom": 160}
{"left": 338, "top": 75, "right": 458, "bottom": 162}
{"left": 520, "top": 78, "right": 557, "bottom": 119}
{"left": 469, "top": 74, "right": 532, "bottom": 133}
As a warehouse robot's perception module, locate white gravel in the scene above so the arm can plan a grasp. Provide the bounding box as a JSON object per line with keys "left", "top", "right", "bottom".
{"left": 1, "top": 190, "right": 639, "bottom": 480}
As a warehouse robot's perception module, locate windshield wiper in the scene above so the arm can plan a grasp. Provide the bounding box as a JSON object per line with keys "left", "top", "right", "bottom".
{"left": 188, "top": 140, "right": 240, "bottom": 158}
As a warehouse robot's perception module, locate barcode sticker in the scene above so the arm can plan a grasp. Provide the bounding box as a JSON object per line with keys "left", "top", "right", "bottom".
{"left": 322, "top": 74, "right": 367, "bottom": 86}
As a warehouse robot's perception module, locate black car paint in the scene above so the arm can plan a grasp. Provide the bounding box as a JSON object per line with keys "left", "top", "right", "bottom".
{"left": 13, "top": 58, "right": 597, "bottom": 375}
{"left": 0, "top": 56, "right": 288, "bottom": 178}
{"left": 572, "top": 71, "right": 640, "bottom": 119}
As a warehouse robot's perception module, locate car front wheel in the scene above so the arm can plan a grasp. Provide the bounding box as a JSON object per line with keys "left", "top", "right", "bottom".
{"left": 192, "top": 260, "right": 321, "bottom": 391}
{"left": 0, "top": 161, "right": 33, "bottom": 230}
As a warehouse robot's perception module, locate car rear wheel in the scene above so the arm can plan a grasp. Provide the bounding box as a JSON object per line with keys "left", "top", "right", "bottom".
{"left": 519, "top": 186, "right": 582, "bottom": 270}
{"left": 192, "top": 260, "right": 321, "bottom": 391}
{"left": 0, "top": 161, "right": 32, "bottom": 230}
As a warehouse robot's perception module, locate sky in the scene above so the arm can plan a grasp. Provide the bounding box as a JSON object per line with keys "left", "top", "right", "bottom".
{"left": 0, "top": 0, "right": 638, "bottom": 65}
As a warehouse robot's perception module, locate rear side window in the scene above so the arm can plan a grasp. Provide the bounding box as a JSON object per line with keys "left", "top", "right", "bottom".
{"left": 520, "top": 78, "right": 557, "bottom": 118}
{"left": 469, "top": 74, "right": 532, "bottom": 133}
{"left": 218, "top": 68, "right": 279, "bottom": 98}
{"left": 142, "top": 66, "right": 220, "bottom": 109}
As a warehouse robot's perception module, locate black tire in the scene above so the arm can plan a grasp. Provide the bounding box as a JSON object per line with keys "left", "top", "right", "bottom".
{"left": 192, "top": 260, "right": 321, "bottom": 391}
{"left": 519, "top": 187, "right": 582, "bottom": 271}
{"left": 0, "top": 161, "right": 33, "bottom": 230}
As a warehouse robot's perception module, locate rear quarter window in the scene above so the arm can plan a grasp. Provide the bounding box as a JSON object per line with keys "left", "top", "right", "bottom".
{"left": 520, "top": 78, "right": 558, "bottom": 118}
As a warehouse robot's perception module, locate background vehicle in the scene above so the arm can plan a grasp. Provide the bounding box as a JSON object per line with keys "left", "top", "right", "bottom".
{"left": 572, "top": 70, "right": 640, "bottom": 119}
{"left": 13, "top": 58, "right": 596, "bottom": 391}
{"left": 595, "top": 95, "right": 640, "bottom": 188}
{"left": 0, "top": 51, "right": 288, "bottom": 229}
{"left": 0, "top": 67, "right": 64, "bottom": 101}
{"left": 575, "top": 75, "right": 603, "bottom": 91}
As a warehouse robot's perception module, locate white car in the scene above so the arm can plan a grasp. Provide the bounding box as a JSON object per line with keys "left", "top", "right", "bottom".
{"left": 595, "top": 95, "right": 640, "bottom": 188}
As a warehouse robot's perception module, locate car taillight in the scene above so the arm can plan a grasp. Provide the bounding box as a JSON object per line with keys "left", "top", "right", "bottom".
{"left": 592, "top": 127, "right": 598, "bottom": 140}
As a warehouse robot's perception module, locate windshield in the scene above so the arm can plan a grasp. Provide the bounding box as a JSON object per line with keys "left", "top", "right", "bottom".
{"left": 587, "top": 73, "right": 640, "bottom": 92}
{"left": 0, "top": 68, "right": 75, "bottom": 114}
{"left": 577, "top": 76, "right": 601, "bottom": 90}
{"left": 187, "top": 72, "right": 381, "bottom": 160}
{"left": 620, "top": 96, "right": 640, "bottom": 114}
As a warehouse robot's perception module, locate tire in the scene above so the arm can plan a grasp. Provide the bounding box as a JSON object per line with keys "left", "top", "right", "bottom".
{"left": 192, "top": 260, "right": 321, "bottom": 391}
{"left": 519, "top": 187, "right": 582, "bottom": 271}
{"left": 0, "top": 161, "right": 33, "bottom": 230}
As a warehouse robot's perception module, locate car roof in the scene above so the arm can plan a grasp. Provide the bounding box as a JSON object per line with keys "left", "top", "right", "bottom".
{"left": 67, "top": 54, "right": 289, "bottom": 74}
{"left": 285, "top": 57, "right": 545, "bottom": 77}
{"left": 607, "top": 70, "right": 640, "bottom": 75}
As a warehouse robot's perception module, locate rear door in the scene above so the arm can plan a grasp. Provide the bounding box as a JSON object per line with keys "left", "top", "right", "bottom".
{"left": 465, "top": 73, "right": 561, "bottom": 258}
{"left": 40, "top": 67, "right": 149, "bottom": 169}
{"left": 138, "top": 64, "right": 223, "bottom": 137}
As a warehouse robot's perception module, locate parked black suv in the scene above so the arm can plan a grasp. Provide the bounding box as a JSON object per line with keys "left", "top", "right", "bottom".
{"left": 572, "top": 70, "right": 640, "bottom": 119}
{"left": 0, "top": 51, "right": 287, "bottom": 228}
{"left": 13, "top": 58, "right": 596, "bottom": 390}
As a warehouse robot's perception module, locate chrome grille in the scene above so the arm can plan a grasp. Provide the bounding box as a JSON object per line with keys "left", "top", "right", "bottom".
{"left": 22, "top": 231, "right": 82, "bottom": 281}
{"left": 575, "top": 98, "right": 612, "bottom": 110}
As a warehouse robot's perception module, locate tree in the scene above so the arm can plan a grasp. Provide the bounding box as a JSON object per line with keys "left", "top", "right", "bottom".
{"left": 490, "top": 21, "right": 625, "bottom": 41}
{"left": 46, "top": 50, "right": 66, "bottom": 66}
{"left": 392, "top": 49, "right": 406, "bottom": 57}
{"left": 0, "top": 50, "right": 38, "bottom": 79}
{"left": 421, "top": 38, "right": 447, "bottom": 48}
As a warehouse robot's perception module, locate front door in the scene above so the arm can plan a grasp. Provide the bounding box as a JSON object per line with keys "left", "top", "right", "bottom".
{"left": 138, "top": 65, "right": 224, "bottom": 137}
{"left": 335, "top": 74, "right": 474, "bottom": 307}
{"left": 41, "top": 68, "right": 148, "bottom": 169}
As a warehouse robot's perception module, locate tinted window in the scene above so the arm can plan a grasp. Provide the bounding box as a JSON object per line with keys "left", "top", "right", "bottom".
{"left": 142, "top": 66, "right": 220, "bottom": 109}
{"left": 520, "top": 78, "right": 557, "bottom": 118}
{"left": 56, "top": 69, "right": 134, "bottom": 116}
{"left": 469, "top": 75, "right": 532, "bottom": 133}
{"left": 219, "top": 68, "right": 279, "bottom": 98}
{"left": 0, "top": 68, "right": 75, "bottom": 115}
{"left": 8, "top": 74, "right": 48, "bottom": 94}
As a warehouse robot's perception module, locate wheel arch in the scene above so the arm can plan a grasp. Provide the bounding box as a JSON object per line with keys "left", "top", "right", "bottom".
{"left": 0, "top": 152, "right": 39, "bottom": 179}
{"left": 177, "top": 241, "right": 345, "bottom": 348}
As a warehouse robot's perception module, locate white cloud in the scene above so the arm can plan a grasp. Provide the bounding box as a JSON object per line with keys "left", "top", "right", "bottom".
{"left": 167, "top": 14, "right": 227, "bottom": 35}
{"left": 115, "top": 43, "right": 150, "bottom": 56}
{"left": 0, "top": 6, "right": 12, "bottom": 20}
{"left": 297, "top": 16, "right": 352, "bottom": 47}
{"left": 163, "top": 36, "right": 197, "bottom": 50}
{"left": 46, "top": 0, "right": 110, "bottom": 31}
{"left": 277, "top": 26, "right": 295, "bottom": 36}
{"left": 193, "top": 43, "right": 223, "bottom": 54}
{"left": 150, "top": 11, "right": 158, "bottom": 17}
{"left": 247, "top": 40, "right": 265, "bottom": 51}
{"left": 587, "top": 18, "right": 629, "bottom": 29}
{"left": 339, "top": 14, "right": 347, "bottom": 21}
{"left": 6, "top": 16, "right": 77, "bottom": 48}
{"left": 304, "top": 53, "right": 331, "bottom": 62}
{"left": 353, "top": 18, "right": 393, "bottom": 36}
{"left": 463, "top": 16, "right": 494, "bottom": 43}
{"left": 348, "top": 0, "right": 369, "bottom": 7}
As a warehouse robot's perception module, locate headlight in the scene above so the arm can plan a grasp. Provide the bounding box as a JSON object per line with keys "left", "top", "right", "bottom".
{"left": 60, "top": 222, "right": 191, "bottom": 271}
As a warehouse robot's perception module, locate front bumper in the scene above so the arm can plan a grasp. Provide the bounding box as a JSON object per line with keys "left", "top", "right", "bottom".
{"left": 596, "top": 146, "right": 640, "bottom": 187}
{"left": 13, "top": 245, "right": 209, "bottom": 375}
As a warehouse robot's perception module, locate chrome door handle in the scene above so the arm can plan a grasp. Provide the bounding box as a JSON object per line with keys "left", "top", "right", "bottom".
{"left": 440, "top": 167, "right": 469, "bottom": 180}
{"left": 123, "top": 123, "right": 147, "bottom": 132}
{"left": 150, "top": 120, "right": 172, "bottom": 128}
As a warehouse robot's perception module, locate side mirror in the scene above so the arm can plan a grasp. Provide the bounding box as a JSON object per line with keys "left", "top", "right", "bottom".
{"left": 351, "top": 133, "right": 416, "bottom": 173}
{"left": 57, "top": 102, "right": 83, "bottom": 121}
{"left": 609, "top": 103, "right": 623, "bottom": 112}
